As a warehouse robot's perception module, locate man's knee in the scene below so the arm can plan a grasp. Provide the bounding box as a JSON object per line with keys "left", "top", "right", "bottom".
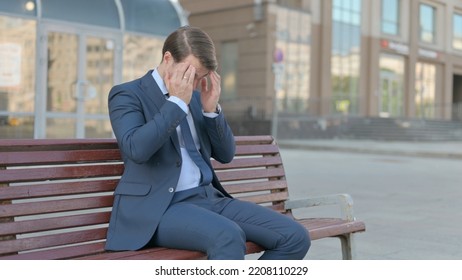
{"left": 208, "top": 223, "right": 246, "bottom": 259}
{"left": 286, "top": 222, "right": 311, "bottom": 258}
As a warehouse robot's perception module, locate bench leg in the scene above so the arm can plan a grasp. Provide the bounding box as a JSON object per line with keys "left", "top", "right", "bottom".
{"left": 339, "top": 234, "right": 356, "bottom": 260}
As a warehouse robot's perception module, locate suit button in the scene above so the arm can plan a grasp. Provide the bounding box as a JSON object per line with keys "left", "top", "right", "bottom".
{"left": 168, "top": 187, "right": 174, "bottom": 193}
{"left": 176, "top": 161, "right": 181, "bottom": 167}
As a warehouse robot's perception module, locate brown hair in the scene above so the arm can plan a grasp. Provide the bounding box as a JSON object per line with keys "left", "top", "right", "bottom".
{"left": 162, "top": 26, "right": 217, "bottom": 71}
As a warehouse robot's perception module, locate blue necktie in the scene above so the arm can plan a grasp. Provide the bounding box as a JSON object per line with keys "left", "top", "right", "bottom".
{"left": 179, "top": 117, "right": 213, "bottom": 186}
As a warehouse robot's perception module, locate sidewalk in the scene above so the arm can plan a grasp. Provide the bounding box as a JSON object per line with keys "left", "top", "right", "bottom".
{"left": 278, "top": 139, "right": 462, "bottom": 160}
{"left": 275, "top": 138, "right": 462, "bottom": 259}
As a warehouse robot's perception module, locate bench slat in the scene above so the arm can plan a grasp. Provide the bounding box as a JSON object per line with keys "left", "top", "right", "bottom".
{"left": 0, "top": 241, "right": 107, "bottom": 260}
{"left": 0, "top": 212, "right": 110, "bottom": 236}
{"left": 212, "top": 156, "right": 283, "bottom": 170}
{"left": 217, "top": 167, "right": 286, "bottom": 182}
{"left": 0, "top": 228, "right": 107, "bottom": 255}
{"left": 0, "top": 139, "right": 118, "bottom": 152}
{"left": 76, "top": 241, "right": 265, "bottom": 260}
{"left": 0, "top": 164, "right": 124, "bottom": 184}
{"left": 238, "top": 191, "right": 288, "bottom": 204}
{"left": 235, "top": 144, "right": 279, "bottom": 156}
{"left": 0, "top": 196, "right": 114, "bottom": 218}
{"left": 0, "top": 136, "right": 271, "bottom": 152}
{"left": 224, "top": 180, "right": 288, "bottom": 194}
{"left": 81, "top": 247, "right": 207, "bottom": 260}
{"left": 297, "top": 218, "right": 366, "bottom": 240}
{"left": 234, "top": 135, "right": 274, "bottom": 145}
{"left": 0, "top": 150, "right": 121, "bottom": 167}
{"left": 0, "top": 180, "right": 117, "bottom": 200}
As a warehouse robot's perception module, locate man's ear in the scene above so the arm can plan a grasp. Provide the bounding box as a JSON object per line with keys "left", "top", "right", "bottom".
{"left": 163, "top": 51, "right": 173, "bottom": 64}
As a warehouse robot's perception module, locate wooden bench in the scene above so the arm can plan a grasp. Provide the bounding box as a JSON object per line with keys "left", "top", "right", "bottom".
{"left": 0, "top": 135, "right": 365, "bottom": 260}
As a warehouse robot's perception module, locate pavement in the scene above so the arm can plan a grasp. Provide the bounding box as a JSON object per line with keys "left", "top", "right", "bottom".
{"left": 270, "top": 138, "right": 462, "bottom": 260}
{"left": 277, "top": 139, "right": 462, "bottom": 160}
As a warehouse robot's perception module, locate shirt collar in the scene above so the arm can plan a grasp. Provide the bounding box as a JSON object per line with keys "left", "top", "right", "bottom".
{"left": 152, "top": 68, "right": 168, "bottom": 96}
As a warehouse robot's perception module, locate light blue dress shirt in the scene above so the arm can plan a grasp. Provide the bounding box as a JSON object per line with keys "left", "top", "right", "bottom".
{"left": 151, "top": 69, "right": 218, "bottom": 192}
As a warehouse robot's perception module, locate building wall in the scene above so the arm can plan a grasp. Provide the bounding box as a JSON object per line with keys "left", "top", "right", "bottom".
{"left": 0, "top": 0, "right": 186, "bottom": 139}
{"left": 180, "top": 0, "right": 273, "bottom": 123}
{"left": 180, "top": 0, "right": 462, "bottom": 127}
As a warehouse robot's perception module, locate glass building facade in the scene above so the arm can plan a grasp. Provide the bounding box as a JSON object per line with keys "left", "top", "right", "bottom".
{"left": 381, "top": 0, "right": 400, "bottom": 36}
{"left": 0, "top": 0, "right": 186, "bottom": 139}
{"left": 274, "top": 7, "right": 311, "bottom": 115}
{"left": 331, "top": 0, "right": 361, "bottom": 115}
{"left": 454, "top": 13, "right": 462, "bottom": 50}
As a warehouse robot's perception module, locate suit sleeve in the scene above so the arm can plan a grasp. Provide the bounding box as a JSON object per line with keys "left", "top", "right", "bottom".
{"left": 108, "top": 83, "right": 186, "bottom": 164}
{"left": 203, "top": 111, "right": 236, "bottom": 164}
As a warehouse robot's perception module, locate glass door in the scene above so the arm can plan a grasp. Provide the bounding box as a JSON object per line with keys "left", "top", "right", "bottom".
{"left": 379, "top": 54, "right": 405, "bottom": 118}
{"left": 36, "top": 25, "right": 120, "bottom": 138}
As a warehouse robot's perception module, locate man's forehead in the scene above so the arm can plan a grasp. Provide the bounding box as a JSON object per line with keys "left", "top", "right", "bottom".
{"left": 183, "top": 55, "right": 208, "bottom": 73}
{"left": 196, "top": 70, "right": 210, "bottom": 80}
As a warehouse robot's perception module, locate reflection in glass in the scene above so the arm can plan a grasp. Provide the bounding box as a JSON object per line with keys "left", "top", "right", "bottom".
{"left": 331, "top": 0, "right": 361, "bottom": 115}
{"left": 47, "top": 32, "right": 78, "bottom": 113}
{"left": 221, "top": 41, "right": 238, "bottom": 100}
{"left": 41, "top": 0, "right": 119, "bottom": 28}
{"left": 46, "top": 33, "right": 115, "bottom": 138}
{"left": 379, "top": 54, "right": 404, "bottom": 117}
{"left": 85, "top": 119, "right": 112, "bottom": 138}
{"left": 275, "top": 7, "right": 311, "bottom": 114}
{"left": 0, "top": 116, "right": 34, "bottom": 138}
{"left": 120, "top": 0, "right": 181, "bottom": 36}
{"left": 0, "top": 16, "right": 36, "bottom": 138}
{"left": 420, "top": 4, "right": 435, "bottom": 44}
{"left": 82, "top": 37, "right": 115, "bottom": 138}
{"left": 415, "top": 62, "right": 436, "bottom": 119}
{"left": 0, "top": 0, "right": 37, "bottom": 16}
{"left": 453, "top": 13, "right": 462, "bottom": 50}
{"left": 46, "top": 118, "right": 76, "bottom": 138}
{"left": 123, "top": 34, "right": 163, "bottom": 82}
{"left": 381, "top": 0, "right": 400, "bottom": 35}
{"left": 85, "top": 37, "right": 114, "bottom": 115}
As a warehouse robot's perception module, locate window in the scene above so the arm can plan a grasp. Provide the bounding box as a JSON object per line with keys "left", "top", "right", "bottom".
{"left": 220, "top": 41, "right": 238, "bottom": 100}
{"left": 41, "top": 0, "right": 120, "bottom": 28}
{"left": 122, "top": 34, "right": 164, "bottom": 82}
{"left": 275, "top": 8, "right": 311, "bottom": 114}
{"left": 0, "top": 0, "right": 37, "bottom": 16}
{"left": 419, "top": 4, "right": 436, "bottom": 44}
{"left": 415, "top": 62, "right": 436, "bottom": 119}
{"left": 381, "top": 0, "right": 400, "bottom": 35}
{"left": 120, "top": 0, "right": 182, "bottom": 36}
{"left": 0, "top": 15, "right": 36, "bottom": 138}
{"left": 379, "top": 54, "right": 405, "bottom": 117}
{"left": 453, "top": 13, "right": 462, "bottom": 50}
{"left": 331, "top": 0, "right": 362, "bottom": 115}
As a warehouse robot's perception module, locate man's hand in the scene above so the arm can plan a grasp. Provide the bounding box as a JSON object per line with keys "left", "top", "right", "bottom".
{"left": 201, "top": 71, "right": 221, "bottom": 113}
{"left": 165, "top": 63, "right": 196, "bottom": 105}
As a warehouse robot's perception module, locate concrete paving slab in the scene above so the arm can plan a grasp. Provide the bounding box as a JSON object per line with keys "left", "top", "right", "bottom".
{"left": 277, "top": 143, "right": 462, "bottom": 260}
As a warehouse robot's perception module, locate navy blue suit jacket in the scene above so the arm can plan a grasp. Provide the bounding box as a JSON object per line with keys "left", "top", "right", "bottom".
{"left": 105, "top": 70, "right": 235, "bottom": 251}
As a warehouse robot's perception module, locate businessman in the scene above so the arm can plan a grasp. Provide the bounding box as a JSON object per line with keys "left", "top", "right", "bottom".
{"left": 105, "top": 26, "right": 310, "bottom": 259}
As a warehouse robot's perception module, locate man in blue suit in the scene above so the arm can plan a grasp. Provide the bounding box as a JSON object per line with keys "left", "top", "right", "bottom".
{"left": 105, "top": 26, "right": 310, "bottom": 259}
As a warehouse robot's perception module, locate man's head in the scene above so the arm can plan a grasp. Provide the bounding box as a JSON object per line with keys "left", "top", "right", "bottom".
{"left": 162, "top": 26, "right": 217, "bottom": 71}
{"left": 160, "top": 26, "right": 217, "bottom": 88}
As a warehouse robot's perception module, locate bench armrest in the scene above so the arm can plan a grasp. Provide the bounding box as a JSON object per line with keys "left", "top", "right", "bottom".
{"left": 284, "top": 193, "right": 356, "bottom": 221}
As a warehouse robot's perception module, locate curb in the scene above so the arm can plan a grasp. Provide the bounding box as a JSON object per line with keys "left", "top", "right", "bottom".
{"left": 278, "top": 141, "right": 462, "bottom": 160}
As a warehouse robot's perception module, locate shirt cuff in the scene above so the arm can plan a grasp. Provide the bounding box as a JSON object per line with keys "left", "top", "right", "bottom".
{"left": 203, "top": 104, "right": 221, "bottom": 118}
{"left": 167, "top": 96, "right": 189, "bottom": 114}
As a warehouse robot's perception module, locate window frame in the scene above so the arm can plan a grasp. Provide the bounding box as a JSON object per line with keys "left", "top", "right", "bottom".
{"left": 381, "top": 0, "right": 400, "bottom": 36}
{"left": 453, "top": 12, "right": 462, "bottom": 51}
{"left": 419, "top": 3, "right": 436, "bottom": 45}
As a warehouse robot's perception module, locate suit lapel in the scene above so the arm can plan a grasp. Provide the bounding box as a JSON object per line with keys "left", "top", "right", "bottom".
{"left": 140, "top": 70, "right": 165, "bottom": 111}
{"left": 140, "top": 70, "right": 181, "bottom": 154}
{"left": 189, "top": 93, "right": 211, "bottom": 157}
